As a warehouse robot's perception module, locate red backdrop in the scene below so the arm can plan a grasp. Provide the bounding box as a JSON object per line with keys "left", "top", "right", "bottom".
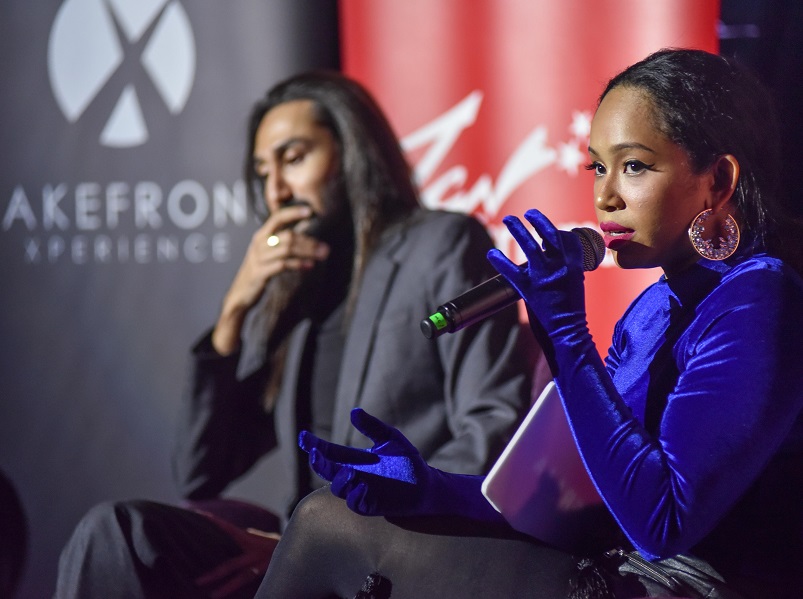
{"left": 340, "top": 0, "right": 719, "bottom": 350}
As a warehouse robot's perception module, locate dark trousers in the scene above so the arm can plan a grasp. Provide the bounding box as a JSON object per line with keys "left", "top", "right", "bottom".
{"left": 55, "top": 500, "right": 262, "bottom": 599}
{"left": 256, "top": 488, "right": 580, "bottom": 599}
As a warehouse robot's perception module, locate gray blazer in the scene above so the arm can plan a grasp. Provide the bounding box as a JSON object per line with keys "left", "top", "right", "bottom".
{"left": 173, "top": 210, "right": 538, "bottom": 515}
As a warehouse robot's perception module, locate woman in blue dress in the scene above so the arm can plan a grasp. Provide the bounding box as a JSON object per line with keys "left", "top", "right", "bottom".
{"left": 255, "top": 48, "right": 803, "bottom": 599}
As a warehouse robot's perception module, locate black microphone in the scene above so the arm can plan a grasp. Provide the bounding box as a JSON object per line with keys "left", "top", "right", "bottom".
{"left": 420, "top": 227, "right": 606, "bottom": 339}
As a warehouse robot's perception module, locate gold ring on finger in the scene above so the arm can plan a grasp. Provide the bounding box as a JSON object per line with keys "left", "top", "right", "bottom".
{"left": 266, "top": 235, "right": 280, "bottom": 247}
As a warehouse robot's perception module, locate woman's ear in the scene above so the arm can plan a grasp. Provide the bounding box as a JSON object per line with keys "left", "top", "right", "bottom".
{"left": 709, "top": 154, "right": 740, "bottom": 211}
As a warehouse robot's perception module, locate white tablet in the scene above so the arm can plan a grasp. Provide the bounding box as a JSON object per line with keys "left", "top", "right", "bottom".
{"left": 481, "top": 381, "right": 604, "bottom": 551}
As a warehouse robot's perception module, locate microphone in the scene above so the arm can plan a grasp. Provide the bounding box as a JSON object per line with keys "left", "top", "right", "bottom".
{"left": 420, "top": 227, "right": 606, "bottom": 339}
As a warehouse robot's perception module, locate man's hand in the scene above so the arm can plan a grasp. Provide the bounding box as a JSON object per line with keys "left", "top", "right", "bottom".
{"left": 212, "top": 202, "right": 329, "bottom": 355}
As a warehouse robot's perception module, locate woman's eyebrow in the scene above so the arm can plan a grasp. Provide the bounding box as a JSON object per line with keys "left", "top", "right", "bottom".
{"left": 588, "top": 142, "right": 656, "bottom": 155}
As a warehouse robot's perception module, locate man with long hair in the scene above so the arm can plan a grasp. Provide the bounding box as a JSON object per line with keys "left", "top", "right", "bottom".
{"left": 55, "top": 72, "right": 537, "bottom": 599}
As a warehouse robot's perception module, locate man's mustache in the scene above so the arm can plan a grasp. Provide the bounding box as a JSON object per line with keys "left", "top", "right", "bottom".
{"left": 275, "top": 198, "right": 324, "bottom": 237}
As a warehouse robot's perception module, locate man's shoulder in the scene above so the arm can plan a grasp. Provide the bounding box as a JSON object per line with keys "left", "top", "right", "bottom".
{"left": 375, "top": 209, "right": 493, "bottom": 267}
{"left": 403, "top": 209, "right": 489, "bottom": 244}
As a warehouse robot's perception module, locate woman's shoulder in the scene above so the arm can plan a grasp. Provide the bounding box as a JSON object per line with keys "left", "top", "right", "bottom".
{"left": 726, "top": 253, "right": 797, "bottom": 274}
{"left": 612, "top": 254, "right": 803, "bottom": 343}
{"left": 690, "top": 254, "right": 803, "bottom": 339}
{"left": 717, "top": 253, "right": 803, "bottom": 298}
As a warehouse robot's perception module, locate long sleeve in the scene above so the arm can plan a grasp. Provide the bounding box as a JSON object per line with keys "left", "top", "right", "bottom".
{"left": 550, "top": 256, "right": 803, "bottom": 559}
{"left": 171, "top": 331, "right": 276, "bottom": 499}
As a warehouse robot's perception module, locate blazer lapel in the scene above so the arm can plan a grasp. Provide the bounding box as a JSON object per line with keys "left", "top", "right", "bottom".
{"left": 276, "top": 319, "right": 313, "bottom": 493}
{"left": 331, "top": 225, "right": 409, "bottom": 444}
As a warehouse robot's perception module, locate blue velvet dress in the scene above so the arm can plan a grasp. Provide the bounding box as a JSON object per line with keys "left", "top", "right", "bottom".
{"left": 556, "top": 254, "right": 803, "bottom": 586}
{"left": 257, "top": 253, "right": 803, "bottom": 598}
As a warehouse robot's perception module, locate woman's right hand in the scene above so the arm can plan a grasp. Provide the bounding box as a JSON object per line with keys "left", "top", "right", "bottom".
{"left": 299, "top": 408, "right": 432, "bottom": 517}
{"left": 212, "top": 203, "right": 330, "bottom": 355}
{"left": 299, "top": 408, "right": 500, "bottom": 523}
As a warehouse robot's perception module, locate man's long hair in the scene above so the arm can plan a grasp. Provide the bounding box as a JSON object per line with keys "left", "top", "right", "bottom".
{"left": 243, "top": 71, "right": 421, "bottom": 409}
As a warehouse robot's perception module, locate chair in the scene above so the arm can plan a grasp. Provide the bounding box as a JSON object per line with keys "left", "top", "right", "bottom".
{"left": 0, "top": 469, "right": 28, "bottom": 599}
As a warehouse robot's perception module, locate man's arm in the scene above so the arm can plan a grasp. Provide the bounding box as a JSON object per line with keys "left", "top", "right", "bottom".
{"left": 172, "top": 331, "right": 276, "bottom": 499}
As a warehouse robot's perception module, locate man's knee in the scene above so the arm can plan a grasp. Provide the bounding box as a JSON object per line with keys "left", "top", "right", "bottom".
{"left": 74, "top": 501, "right": 125, "bottom": 539}
{"left": 68, "top": 499, "right": 165, "bottom": 552}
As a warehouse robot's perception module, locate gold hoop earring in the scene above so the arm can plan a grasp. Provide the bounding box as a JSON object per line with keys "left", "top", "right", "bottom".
{"left": 688, "top": 209, "right": 740, "bottom": 261}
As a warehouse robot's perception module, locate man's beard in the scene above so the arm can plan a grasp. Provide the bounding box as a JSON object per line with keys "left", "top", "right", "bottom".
{"left": 259, "top": 178, "right": 354, "bottom": 410}
{"left": 262, "top": 177, "right": 354, "bottom": 345}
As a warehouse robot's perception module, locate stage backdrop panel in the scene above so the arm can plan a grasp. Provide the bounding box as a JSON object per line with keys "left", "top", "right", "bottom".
{"left": 339, "top": 0, "right": 719, "bottom": 350}
{"left": 0, "top": 1, "right": 338, "bottom": 596}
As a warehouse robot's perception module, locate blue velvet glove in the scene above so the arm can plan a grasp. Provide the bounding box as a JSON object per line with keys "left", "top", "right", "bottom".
{"left": 299, "top": 408, "right": 502, "bottom": 522}
{"left": 486, "top": 209, "right": 592, "bottom": 371}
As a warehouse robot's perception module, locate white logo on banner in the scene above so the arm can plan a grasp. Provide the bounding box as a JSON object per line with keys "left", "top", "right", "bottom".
{"left": 401, "top": 92, "right": 601, "bottom": 264}
{"left": 402, "top": 91, "right": 592, "bottom": 217}
{"left": 48, "top": 0, "right": 196, "bottom": 147}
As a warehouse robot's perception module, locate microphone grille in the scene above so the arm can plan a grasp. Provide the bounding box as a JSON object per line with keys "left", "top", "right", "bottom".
{"left": 571, "top": 227, "right": 606, "bottom": 272}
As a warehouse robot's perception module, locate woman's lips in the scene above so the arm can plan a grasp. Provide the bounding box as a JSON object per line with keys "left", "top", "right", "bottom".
{"left": 599, "top": 222, "right": 634, "bottom": 249}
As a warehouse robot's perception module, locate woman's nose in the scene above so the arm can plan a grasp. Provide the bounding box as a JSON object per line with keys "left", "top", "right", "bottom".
{"left": 594, "top": 177, "right": 625, "bottom": 212}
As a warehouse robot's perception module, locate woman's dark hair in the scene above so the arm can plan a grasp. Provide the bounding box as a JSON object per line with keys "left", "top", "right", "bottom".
{"left": 600, "top": 48, "right": 801, "bottom": 270}
{"left": 243, "top": 72, "right": 421, "bottom": 408}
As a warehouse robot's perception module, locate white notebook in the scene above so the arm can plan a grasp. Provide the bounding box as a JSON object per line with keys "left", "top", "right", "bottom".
{"left": 481, "top": 381, "right": 604, "bottom": 551}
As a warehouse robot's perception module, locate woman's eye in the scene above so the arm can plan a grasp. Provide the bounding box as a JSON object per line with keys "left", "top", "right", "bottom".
{"left": 584, "top": 161, "right": 605, "bottom": 176}
{"left": 623, "top": 160, "right": 653, "bottom": 174}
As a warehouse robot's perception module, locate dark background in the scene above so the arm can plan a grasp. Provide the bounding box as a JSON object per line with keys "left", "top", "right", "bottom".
{"left": 0, "top": 2, "right": 339, "bottom": 597}
{"left": 0, "top": 1, "right": 799, "bottom": 597}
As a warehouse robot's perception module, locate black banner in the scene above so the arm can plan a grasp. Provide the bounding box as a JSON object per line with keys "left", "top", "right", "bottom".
{"left": 0, "top": 1, "right": 338, "bottom": 596}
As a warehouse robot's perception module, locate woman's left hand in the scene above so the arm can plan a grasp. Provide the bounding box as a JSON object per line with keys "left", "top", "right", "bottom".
{"left": 486, "top": 209, "right": 588, "bottom": 344}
